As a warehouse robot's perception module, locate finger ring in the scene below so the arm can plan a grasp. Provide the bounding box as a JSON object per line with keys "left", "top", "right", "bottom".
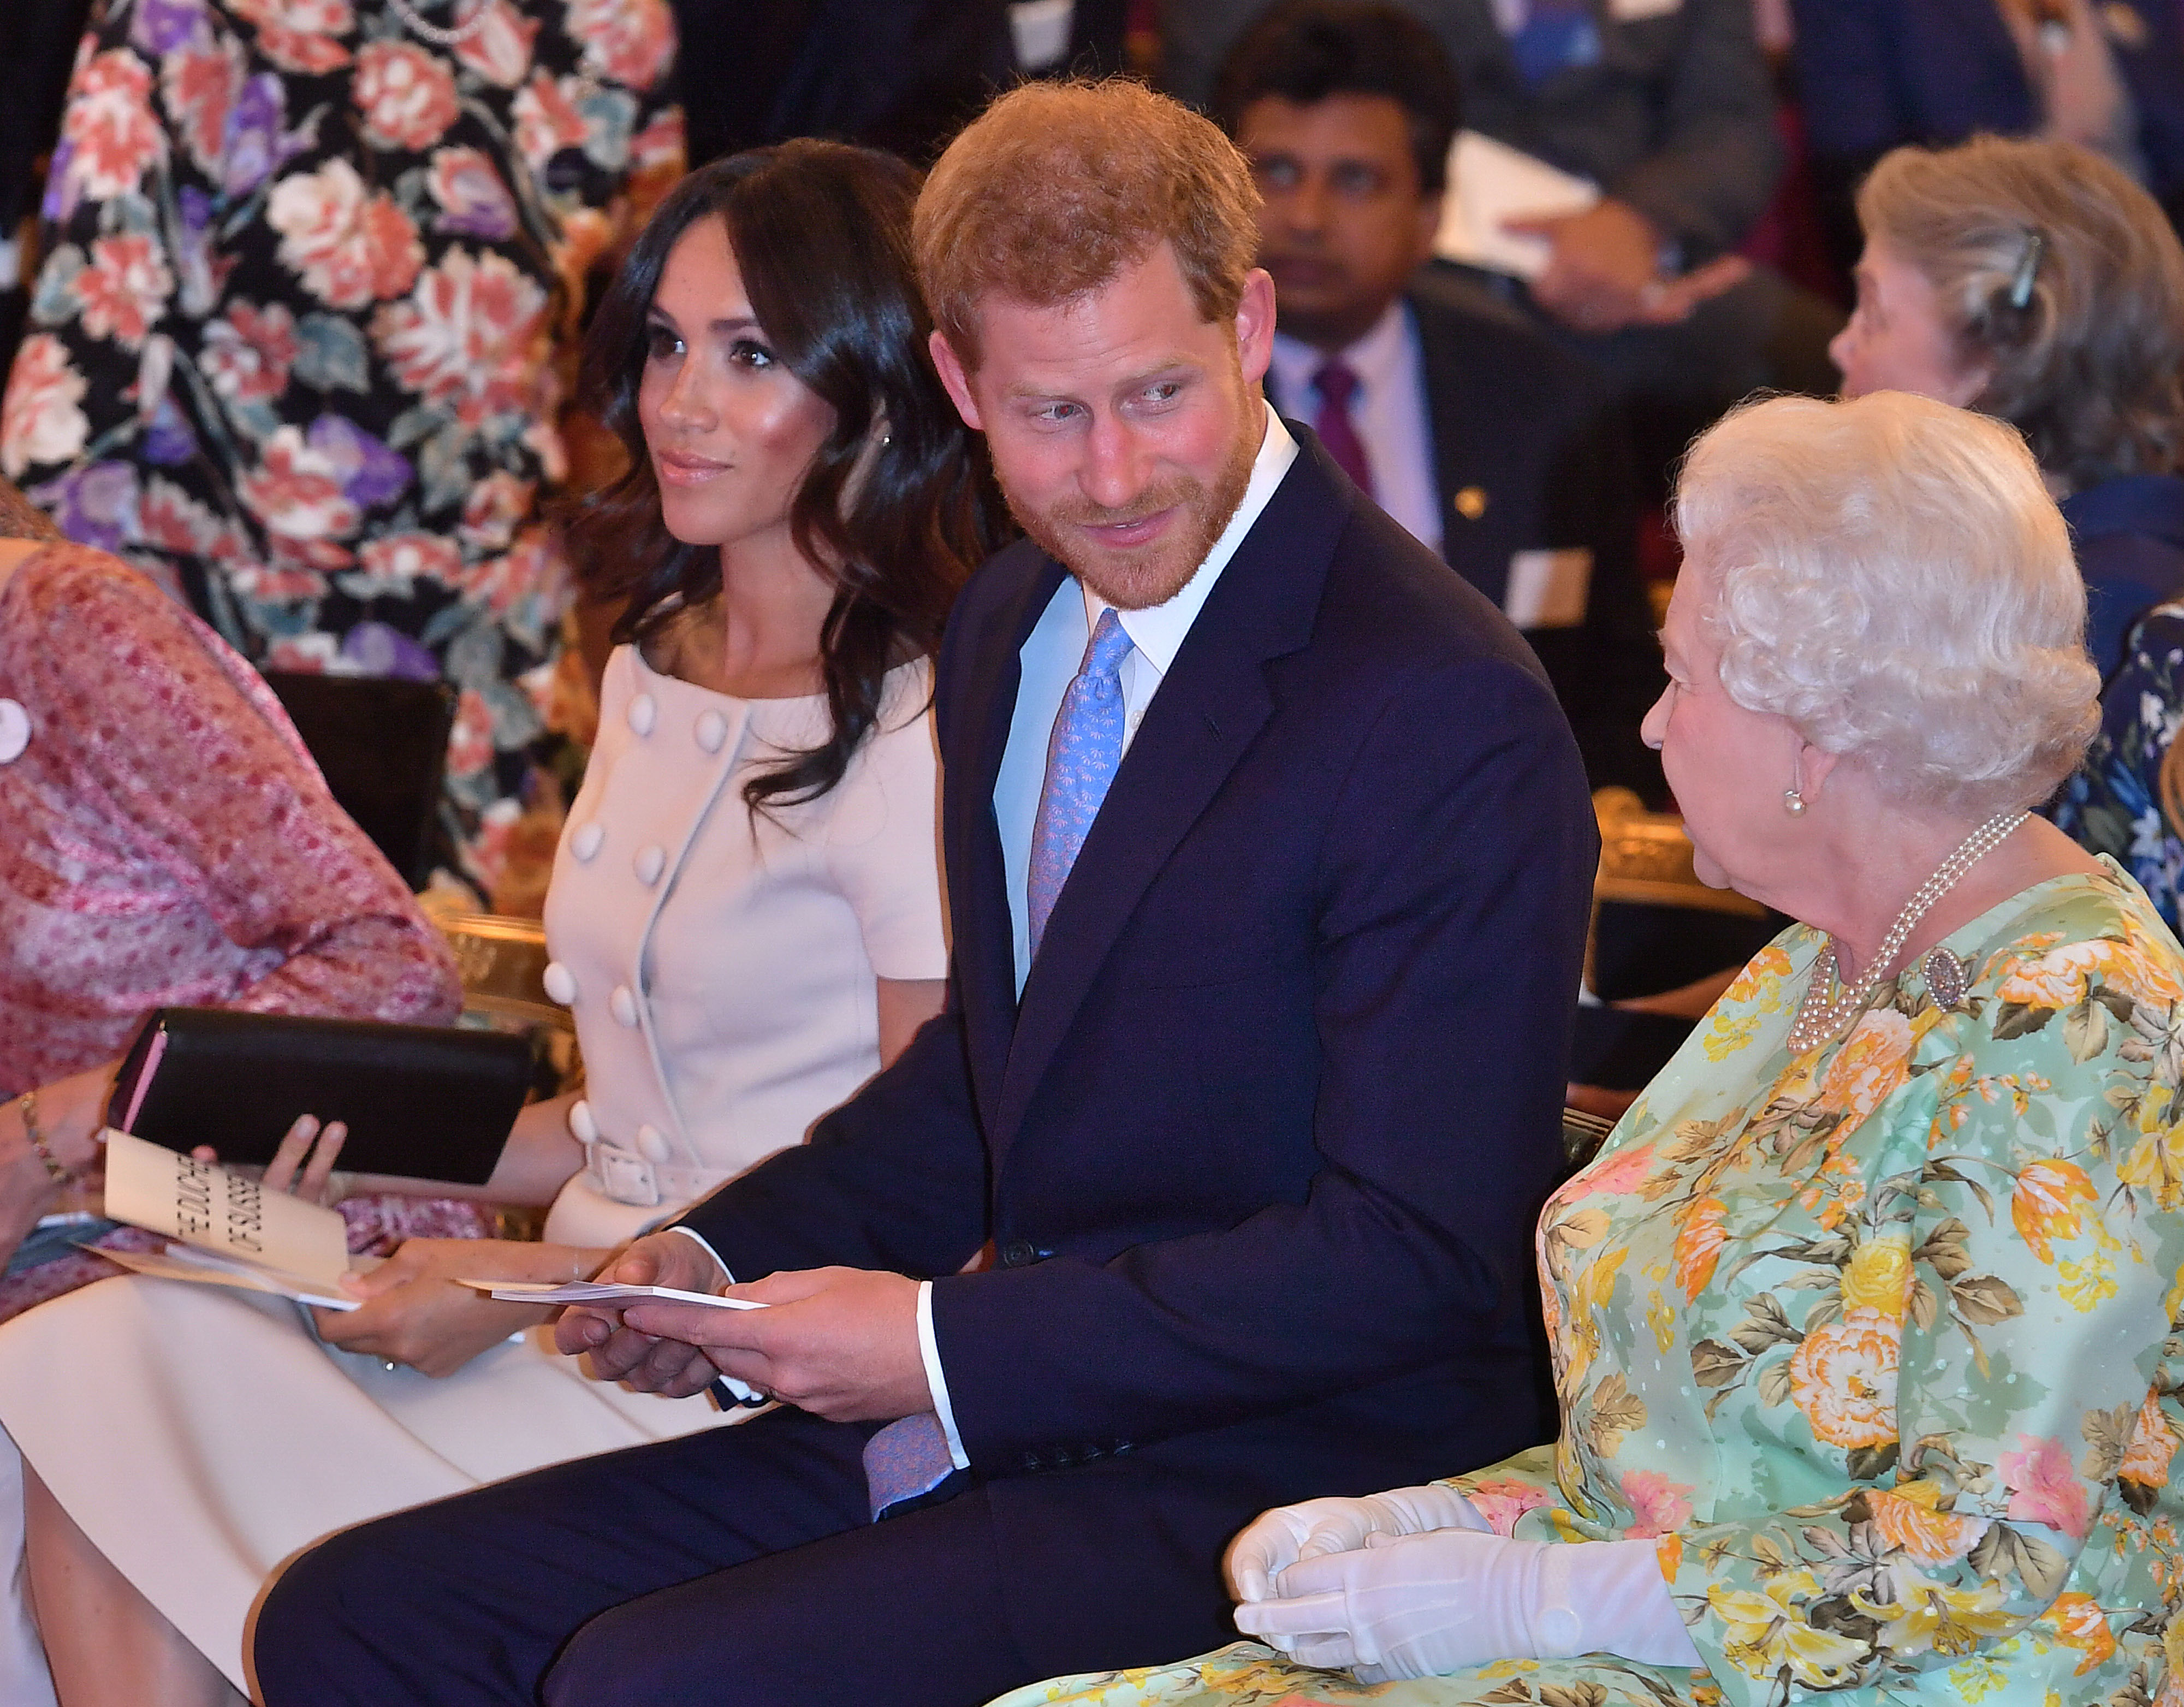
{"left": 381, "top": 1359, "right": 399, "bottom": 1372}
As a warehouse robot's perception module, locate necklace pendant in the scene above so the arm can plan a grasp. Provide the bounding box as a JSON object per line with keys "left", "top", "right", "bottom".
{"left": 1924, "top": 946, "right": 1968, "bottom": 1013}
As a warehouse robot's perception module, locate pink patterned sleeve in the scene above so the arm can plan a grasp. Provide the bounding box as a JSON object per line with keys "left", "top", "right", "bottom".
{"left": 16, "top": 548, "right": 461, "bottom": 1025}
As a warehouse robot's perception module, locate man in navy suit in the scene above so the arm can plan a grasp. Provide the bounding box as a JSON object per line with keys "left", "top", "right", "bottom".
{"left": 253, "top": 79, "right": 1597, "bottom": 1707}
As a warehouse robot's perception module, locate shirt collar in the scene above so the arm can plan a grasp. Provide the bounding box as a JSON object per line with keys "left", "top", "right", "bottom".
{"left": 1080, "top": 402, "right": 1298, "bottom": 675}
{"left": 1269, "top": 298, "right": 1412, "bottom": 414}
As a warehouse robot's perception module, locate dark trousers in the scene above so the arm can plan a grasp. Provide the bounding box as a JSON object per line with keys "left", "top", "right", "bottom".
{"left": 250, "top": 1406, "right": 1228, "bottom": 1707}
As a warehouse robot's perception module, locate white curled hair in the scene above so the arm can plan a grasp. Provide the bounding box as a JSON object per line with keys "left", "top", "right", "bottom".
{"left": 1674, "top": 391, "right": 2099, "bottom": 813}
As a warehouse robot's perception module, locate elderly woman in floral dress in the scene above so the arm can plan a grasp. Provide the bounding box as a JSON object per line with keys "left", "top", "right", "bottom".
{"left": 0, "top": 0, "right": 682, "bottom": 896}
{"left": 994, "top": 391, "right": 2184, "bottom": 1707}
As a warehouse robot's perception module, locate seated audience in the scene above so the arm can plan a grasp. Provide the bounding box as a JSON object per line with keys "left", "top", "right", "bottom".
{"left": 1830, "top": 135, "right": 2184, "bottom": 684}
{"left": 1794, "top": 0, "right": 2184, "bottom": 277}
{"left": 0, "top": 473, "right": 461, "bottom": 1298}
{"left": 1166, "top": 0, "right": 1843, "bottom": 484}
{"left": 990, "top": 389, "right": 2183, "bottom": 1707}
{"left": 0, "top": 138, "right": 1000, "bottom": 1705}
{"left": 1215, "top": 0, "right": 1664, "bottom": 798}
{"left": 244, "top": 78, "right": 1596, "bottom": 1707}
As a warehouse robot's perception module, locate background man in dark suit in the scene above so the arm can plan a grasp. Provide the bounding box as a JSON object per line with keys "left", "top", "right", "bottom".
{"left": 1166, "top": 0, "right": 1842, "bottom": 485}
{"left": 1219, "top": 0, "right": 1664, "bottom": 799}
{"left": 252, "top": 80, "right": 1597, "bottom": 1707}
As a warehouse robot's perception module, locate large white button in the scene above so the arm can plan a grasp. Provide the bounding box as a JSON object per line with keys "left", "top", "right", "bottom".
{"left": 627, "top": 693, "right": 656, "bottom": 736}
{"left": 0, "top": 699, "right": 27, "bottom": 765}
{"left": 634, "top": 1123, "right": 672, "bottom": 1163}
{"left": 610, "top": 984, "right": 639, "bottom": 1027}
{"left": 542, "top": 961, "right": 577, "bottom": 1006}
{"left": 634, "top": 844, "right": 665, "bottom": 886}
{"left": 567, "top": 1098, "right": 598, "bottom": 1144}
{"left": 695, "top": 709, "right": 728, "bottom": 753}
{"left": 571, "top": 822, "right": 604, "bottom": 863}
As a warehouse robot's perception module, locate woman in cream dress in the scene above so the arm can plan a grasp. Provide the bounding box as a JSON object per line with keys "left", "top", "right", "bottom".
{"left": 0, "top": 140, "right": 1006, "bottom": 1705}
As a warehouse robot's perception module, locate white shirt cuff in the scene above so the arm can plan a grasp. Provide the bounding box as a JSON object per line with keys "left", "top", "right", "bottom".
{"left": 659, "top": 1224, "right": 732, "bottom": 1283}
{"left": 917, "top": 1280, "right": 970, "bottom": 1470}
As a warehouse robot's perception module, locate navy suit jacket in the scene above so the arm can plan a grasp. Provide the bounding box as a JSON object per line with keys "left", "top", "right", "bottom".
{"left": 677, "top": 430, "right": 1597, "bottom": 1655}
{"left": 1267, "top": 275, "right": 1665, "bottom": 799}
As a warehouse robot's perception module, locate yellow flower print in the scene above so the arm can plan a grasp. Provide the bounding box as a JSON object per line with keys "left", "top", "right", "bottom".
{"left": 1787, "top": 1308, "right": 1900, "bottom": 1449}
{"left": 1814, "top": 1009, "right": 1915, "bottom": 1121}
{"left": 2119, "top": 1103, "right": 2184, "bottom": 1211}
{"left": 1860, "top": 1572, "right": 2018, "bottom": 1658}
{"left": 1710, "top": 1569, "right": 1870, "bottom": 1687}
{"left": 1866, "top": 1480, "right": 1985, "bottom": 1565}
{"left": 2011, "top": 1159, "right": 2099, "bottom": 1264}
{"left": 2042, "top": 1591, "right": 2118, "bottom": 1676}
{"left": 1675, "top": 1196, "right": 1728, "bottom": 1304}
{"left": 1656, "top": 1531, "right": 1683, "bottom": 1580}
{"left": 2059, "top": 1241, "right": 2120, "bottom": 1313}
{"left": 1646, "top": 1286, "right": 1677, "bottom": 1354}
{"left": 1996, "top": 935, "right": 2184, "bottom": 1012}
{"left": 2121, "top": 1391, "right": 2180, "bottom": 1491}
{"left": 1841, "top": 1234, "right": 1914, "bottom": 1314}
{"left": 1703, "top": 1009, "right": 1760, "bottom": 1062}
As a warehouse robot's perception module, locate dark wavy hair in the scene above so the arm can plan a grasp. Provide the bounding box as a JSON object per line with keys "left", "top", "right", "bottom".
{"left": 568, "top": 140, "right": 1008, "bottom": 811}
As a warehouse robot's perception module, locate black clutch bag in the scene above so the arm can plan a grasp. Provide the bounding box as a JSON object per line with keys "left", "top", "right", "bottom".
{"left": 105, "top": 1009, "right": 531, "bottom": 1186}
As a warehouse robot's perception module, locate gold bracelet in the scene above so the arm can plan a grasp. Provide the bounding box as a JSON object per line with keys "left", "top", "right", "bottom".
{"left": 19, "top": 1092, "right": 72, "bottom": 1185}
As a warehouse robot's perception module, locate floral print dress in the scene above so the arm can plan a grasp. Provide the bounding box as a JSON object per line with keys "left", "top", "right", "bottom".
{"left": 2052, "top": 606, "right": 2184, "bottom": 938}
{"left": 994, "top": 860, "right": 2184, "bottom": 1707}
{"left": 0, "top": 0, "right": 680, "bottom": 891}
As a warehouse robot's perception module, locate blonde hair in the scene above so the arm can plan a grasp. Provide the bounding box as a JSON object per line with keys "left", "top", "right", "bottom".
{"left": 1857, "top": 135, "right": 2184, "bottom": 489}
{"left": 913, "top": 80, "right": 1262, "bottom": 366}
{"left": 1676, "top": 392, "right": 2098, "bottom": 812}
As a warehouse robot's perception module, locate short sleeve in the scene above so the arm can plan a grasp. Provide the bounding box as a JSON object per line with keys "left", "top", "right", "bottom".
{"left": 826, "top": 666, "right": 948, "bottom": 984}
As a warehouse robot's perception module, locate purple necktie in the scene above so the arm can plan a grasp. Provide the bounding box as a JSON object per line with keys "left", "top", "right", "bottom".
{"left": 1312, "top": 360, "right": 1374, "bottom": 497}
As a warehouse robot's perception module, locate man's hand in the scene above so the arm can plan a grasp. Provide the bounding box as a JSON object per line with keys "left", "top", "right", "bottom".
{"left": 619, "top": 1266, "right": 929, "bottom": 1423}
{"left": 554, "top": 1230, "right": 727, "bottom": 1396}
{"left": 1505, "top": 198, "right": 1748, "bottom": 333}
{"left": 314, "top": 1238, "right": 597, "bottom": 1378}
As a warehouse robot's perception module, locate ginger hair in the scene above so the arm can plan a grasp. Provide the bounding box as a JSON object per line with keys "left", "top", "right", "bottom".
{"left": 913, "top": 79, "right": 1262, "bottom": 366}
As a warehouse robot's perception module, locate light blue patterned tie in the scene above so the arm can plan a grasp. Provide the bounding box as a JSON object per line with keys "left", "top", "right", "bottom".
{"left": 1027, "top": 608, "right": 1134, "bottom": 959}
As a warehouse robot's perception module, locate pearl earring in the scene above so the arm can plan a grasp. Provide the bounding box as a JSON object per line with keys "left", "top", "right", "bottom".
{"left": 1783, "top": 788, "right": 1807, "bottom": 817}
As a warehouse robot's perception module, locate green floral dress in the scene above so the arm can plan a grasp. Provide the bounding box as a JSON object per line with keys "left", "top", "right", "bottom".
{"left": 992, "top": 860, "right": 2184, "bottom": 1707}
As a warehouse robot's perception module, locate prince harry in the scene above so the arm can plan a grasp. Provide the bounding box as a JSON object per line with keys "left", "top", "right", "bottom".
{"left": 255, "top": 81, "right": 1597, "bottom": 1707}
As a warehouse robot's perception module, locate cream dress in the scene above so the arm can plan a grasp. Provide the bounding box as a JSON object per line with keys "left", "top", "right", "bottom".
{"left": 0, "top": 647, "right": 947, "bottom": 1690}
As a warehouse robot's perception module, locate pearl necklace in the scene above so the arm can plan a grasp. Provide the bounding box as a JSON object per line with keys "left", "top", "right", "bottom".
{"left": 1785, "top": 808, "right": 2028, "bottom": 1054}
{"left": 384, "top": 0, "right": 490, "bottom": 47}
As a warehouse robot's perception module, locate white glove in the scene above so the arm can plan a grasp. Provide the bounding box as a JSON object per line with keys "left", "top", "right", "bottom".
{"left": 1226, "top": 1485, "right": 1489, "bottom": 1604}
{"left": 1232, "top": 1528, "right": 1702, "bottom": 1682}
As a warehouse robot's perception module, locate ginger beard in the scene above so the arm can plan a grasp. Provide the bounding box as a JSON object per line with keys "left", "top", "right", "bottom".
{"left": 1004, "top": 410, "right": 1259, "bottom": 611}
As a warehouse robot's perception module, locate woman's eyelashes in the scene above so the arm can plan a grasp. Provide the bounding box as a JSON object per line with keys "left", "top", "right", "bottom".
{"left": 644, "top": 322, "right": 685, "bottom": 362}
{"left": 728, "top": 336, "right": 778, "bottom": 371}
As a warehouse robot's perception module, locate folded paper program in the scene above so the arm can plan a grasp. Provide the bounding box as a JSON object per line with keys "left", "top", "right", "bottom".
{"left": 99, "top": 1129, "right": 357, "bottom": 1306}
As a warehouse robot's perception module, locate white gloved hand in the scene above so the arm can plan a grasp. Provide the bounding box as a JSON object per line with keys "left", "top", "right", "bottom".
{"left": 1225, "top": 1485, "right": 1489, "bottom": 1604}
{"left": 1232, "top": 1529, "right": 1702, "bottom": 1683}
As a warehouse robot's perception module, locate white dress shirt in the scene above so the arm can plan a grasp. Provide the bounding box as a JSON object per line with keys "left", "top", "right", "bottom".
{"left": 1269, "top": 300, "right": 1441, "bottom": 554}
{"left": 674, "top": 406, "right": 1302, "bottom": 1471}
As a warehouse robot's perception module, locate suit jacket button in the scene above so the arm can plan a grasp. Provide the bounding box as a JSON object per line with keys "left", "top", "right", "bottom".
{"left": 1000, "top": 1240, "right": 1036, "bottom": 1268}
{"left": 1020, "top": 1450, "right": 1044, "bottom": 1472}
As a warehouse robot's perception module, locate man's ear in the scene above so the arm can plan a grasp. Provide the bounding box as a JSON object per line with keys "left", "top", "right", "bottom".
{"left": 1234, "top": 267, "right": 1277, "bottom": 388}
{"left": 929, "top": 330, "right": 983, "bottom": 430}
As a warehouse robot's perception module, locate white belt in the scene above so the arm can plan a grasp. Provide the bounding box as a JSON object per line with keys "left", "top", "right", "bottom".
{"left": 568, "top": 1099, "right": 723, "bottom": 1209}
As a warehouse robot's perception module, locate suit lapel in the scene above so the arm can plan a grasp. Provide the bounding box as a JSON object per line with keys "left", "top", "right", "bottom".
{"left": 993, "top": 439, "right": 1350, "bottom": 1147}
{"left": 950, "top": 552, "right": 1067, "bottom": 1135}
{"left": 1411, "top": 290, "right": 1515, "bottom": 609}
